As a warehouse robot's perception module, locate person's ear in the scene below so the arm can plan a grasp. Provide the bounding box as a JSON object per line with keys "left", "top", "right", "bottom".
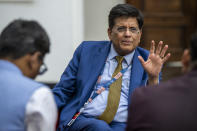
{"left": 28, "top": 51, "right": 41, "bottom": 69}
{"left": 139, "top": 29, "right": 142, "bottom": 36}
{"left": 107, "top": 28, "right": 112, "bottom": 41}
{"left": 138, "top": 29, "right": 142, "bottom": 43}
{"left": 26, "top": 51, "right": 42, "bottom": 79}
{"left": 181, "top": 49, "right": 191, "bottom": 73}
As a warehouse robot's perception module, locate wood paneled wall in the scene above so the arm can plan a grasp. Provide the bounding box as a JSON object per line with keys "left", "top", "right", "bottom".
{"left": 127, "top": 0, "right": 197, "bottom": 80}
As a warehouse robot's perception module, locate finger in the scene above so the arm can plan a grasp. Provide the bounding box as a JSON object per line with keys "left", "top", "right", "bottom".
{"left": 138, "top": 55, "right": 145, "bottom": 66}
{"left": 150, "top": 40, "right": 155, "bottom": 54}
{"left": 160, "top": 45, "right": 168, "bottom": 58}
{"left": 162, "top": 53, "right": 171, "bottom": 63}
{"left": 181, "top": 49, "right": 190, "bottom": 62}
{"left": 155, "top": 41, "right": 163, "bottom": 55}
{"left": 181, "top": 49, "right": 190, "bottom": 68}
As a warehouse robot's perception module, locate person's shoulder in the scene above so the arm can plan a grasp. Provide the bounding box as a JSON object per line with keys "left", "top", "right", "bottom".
{"left": 21, "top": 76, "right": 46, "bottom": 90}
{"left": 136, "top": 47, "right": 149, "bottom": 56}
{"left": 76, "top": 41, "right": 111, "bottom": 53}
{"left": 133, "top": 73, "right": 191, "bottom": 99}
{"left": 135, "top": 47, "right": 149, "bottom": 61}
{"left": 80, "top": 41, "right": 111, "bottom": 47}
{"left": 32, "top": 86, "right": 53, "bottom": 97}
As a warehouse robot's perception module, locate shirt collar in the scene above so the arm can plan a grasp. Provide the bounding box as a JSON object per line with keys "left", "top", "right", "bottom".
{"left": 108, "top": 43, "right": 135, "bottom": 65}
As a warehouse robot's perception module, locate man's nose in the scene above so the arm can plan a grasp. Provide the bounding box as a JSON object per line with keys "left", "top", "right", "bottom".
{"left": 124, "top": 29, "right": 132, "bottom": 37}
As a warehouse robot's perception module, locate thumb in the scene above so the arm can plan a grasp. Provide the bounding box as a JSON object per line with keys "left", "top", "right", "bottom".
{"left": 138, "top": 55, "right": 145, "bottom": 66}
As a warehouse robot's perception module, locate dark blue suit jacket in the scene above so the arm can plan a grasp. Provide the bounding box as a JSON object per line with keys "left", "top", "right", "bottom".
{"left": 53, "top": 41, "right": 150, "bottom": 130}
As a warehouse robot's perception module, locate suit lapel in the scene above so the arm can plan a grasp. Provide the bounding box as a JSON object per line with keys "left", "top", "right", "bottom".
{"left": 128, "top": 49, "right": 144, "bottom": 103}
{"left": 90, "top": 43, "right": 111, "bottom": 79}
{"left": 81, "top": 42, "right": 111, "bottom": 104}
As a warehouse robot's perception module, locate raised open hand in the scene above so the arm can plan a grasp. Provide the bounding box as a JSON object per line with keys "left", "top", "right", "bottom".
{"left": 138, "top": 40, "right": 171, "bottom": 84}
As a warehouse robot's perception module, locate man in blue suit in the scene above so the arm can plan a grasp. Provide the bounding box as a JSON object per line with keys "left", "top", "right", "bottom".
{"left": 53, "top": 4, "right": 171, "bottom": 131}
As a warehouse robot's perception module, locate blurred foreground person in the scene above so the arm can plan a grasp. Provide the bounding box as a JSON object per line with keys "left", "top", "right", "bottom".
{"left": 0, "top": 19, "right": 57, "bottom": 131}
{"left": 127, "top": 31, "right": 197, "bottom": 131}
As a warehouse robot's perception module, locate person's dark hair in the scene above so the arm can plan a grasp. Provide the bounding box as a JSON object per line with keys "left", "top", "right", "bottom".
{"left": 190, "top": 31, "right": 197, "bottom": 62}
{"left": 0, "top": 19, "right": 50, "bottom": 59}
{"left": 108, "top": 4, "right": 144, "bottom": 29}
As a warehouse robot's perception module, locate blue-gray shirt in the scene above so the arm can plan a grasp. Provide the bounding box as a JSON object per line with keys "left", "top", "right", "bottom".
{"left": 82, "top": 44, "right": 135, "bottom": 122}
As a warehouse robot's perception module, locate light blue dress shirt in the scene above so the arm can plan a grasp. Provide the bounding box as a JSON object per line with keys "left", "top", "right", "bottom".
{"left": 82, "top": 44, "right": 135, "bottom": 122}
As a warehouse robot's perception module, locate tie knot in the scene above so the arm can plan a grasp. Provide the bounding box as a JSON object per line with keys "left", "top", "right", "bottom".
{"left": 115, "top": 56, "right": 124, "bottom": 64}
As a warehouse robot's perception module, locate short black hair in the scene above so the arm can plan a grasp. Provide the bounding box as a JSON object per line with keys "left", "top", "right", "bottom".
{"left": 108, "top": 4, "right": 144, "bottom": 29}
{"left": 0, "top": 19, "right": 50, "bottom": 59}
{"left": 190, "top": 32, "right": 197, "bottom": 62}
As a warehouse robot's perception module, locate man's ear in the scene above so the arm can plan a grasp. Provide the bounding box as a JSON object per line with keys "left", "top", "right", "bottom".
{"left": 28, "top": 51, "right": 41, "bottom": 69}
{"left": 139, "top": 29, "right": 142, "bottom": 36}
{"left": 107, "top": 28, "right": 112, "bottom": 40}
{"left": 181, "top": 49, "right": 191, "bottom": 73}
{"left": 138, "top": 29, "right": 142, "bottom": 43}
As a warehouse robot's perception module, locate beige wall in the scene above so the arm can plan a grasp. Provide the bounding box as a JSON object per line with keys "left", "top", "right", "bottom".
{"left": 0, "top": 0, "right": 125, "bottom": 83}
{"left": 84, "top": 0, "right": 125, "bottom": 41}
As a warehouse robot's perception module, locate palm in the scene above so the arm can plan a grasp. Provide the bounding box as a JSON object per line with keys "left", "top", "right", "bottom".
{"left": 138, "top": 40, "right": 171, "bottom": 78}
{"left": 143, "top": 53, "right": 163, "bottom": 77}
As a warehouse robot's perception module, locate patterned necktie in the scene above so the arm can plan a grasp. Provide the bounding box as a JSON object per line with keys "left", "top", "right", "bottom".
{"left": 98, "top": 56, "right": 124, "bottom": 124}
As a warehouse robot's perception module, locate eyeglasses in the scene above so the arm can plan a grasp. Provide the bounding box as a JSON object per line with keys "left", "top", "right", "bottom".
{"left": 38, "top": 63, "right": 48, "bottom": 75}
{"left": 115, "top": 26, "right": 140, "bottom": 34}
